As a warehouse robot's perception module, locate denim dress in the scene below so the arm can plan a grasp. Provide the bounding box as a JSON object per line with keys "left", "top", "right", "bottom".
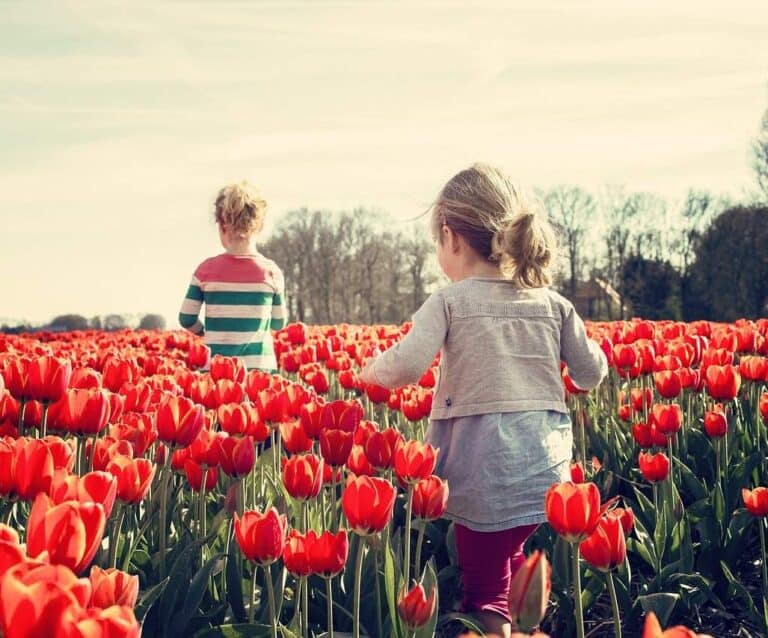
{"left": 425, "top": 410, "right": 573, "bottom": 532}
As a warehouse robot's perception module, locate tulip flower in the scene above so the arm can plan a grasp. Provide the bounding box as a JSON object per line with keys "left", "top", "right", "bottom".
{"left": 654, "top": 370, "right": 681, "bottom": 399}
{"left": 89, "top": 566, "right": 139, "bottom": 609}
{"left": 394, "top": 440, "right": 438, "bottom": 485}
{"left": 759, "top": 392, "right": 768, "bottom": 424}
{"left": 743, "top": 487, "right": 768, "bottom": 517}
{"left": 27, "top": 356, "right": 71, "bottom": 404}
{"left": 155, "top": 395, "right": 205, "bottom": 448}
{"left": 67, "top": 604, "right": 141, "bottom": 638}
{"left": 184, "top": 460, "right": 218, "bottom": 492}
{"left": 107, "top": 456, "right": 156, "bottom": 504}
{"left": 638, "top": 451, "right": 670, "bottom": 484}
{"left": 507, "top": 550, "right": 551, "bottom": 633}
{"left": 320, "top": 428, "right": 354, "bottom": 468}
{"left": 342, "top": 476, "right": 397, "bottom": 536}
{"left": 397, "top": 582, "right": 436, "bottom": 630}
{"left": 14, "top": 438, "right": 55, "bottom": 501}
{"left": 703, "top": 407, "right": 727, "bottom": 439}
{"left": 607, "top": 506, "right": 635, "bottom": 535}
{"left": 580, "top": 515, "right": 626, "bottom": 572}
{"left": 299, "top": 401, "right": 324, "bottom": 439}
{"left": 50, "top": 470, "right": 118, "bottom": 518}
{"left": 651, "top": 404, "right": 682, "bottom": 437}
{"left": 364, "top": 427, "right": 404, "bottom": 470}
{"left": 26, "top": 493, "right": 106, "bottom": 575}
{"left": 234, "top": 507, "right": 288, "bottom": 565}
{"left": 544, "top": 481, "right": 602, "bottom": 543}
{"left": 218, "top": 436, "right": 256, "bottom": 478}
{"left": 704, "top": 364, "right": 741, "bottom": 401}
{"left": 209, "top": 355, "right": 246, "bottom": 383}
{"left": 282, "top": 453, "right": 324, "bottom": 501}
{"left": 188, "top": 341, "right": 211, "bottom": 370}
{"left": 412, "top": 475, "right": 449, "bottom": 521}
{"left": 308, "top": 529, "right": 348, "bottom": 577}
{"left": 283, "top": 530, "right": 312, "bottom": 577}
{"left": 280, "top": 419, "right": 313, "bottom": 455}
{"left": 570, "top": 461, "right": 585, "bottom": 483}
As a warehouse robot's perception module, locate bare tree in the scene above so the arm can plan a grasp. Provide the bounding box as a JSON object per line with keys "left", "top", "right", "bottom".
{"left": 541, "top": 186, "right": 595, "bottom": 298}
{"left": 753, "top": 109, "right": 768, "bottom": 200}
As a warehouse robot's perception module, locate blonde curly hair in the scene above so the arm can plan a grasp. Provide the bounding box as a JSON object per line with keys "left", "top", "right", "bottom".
{"left": 214, "top": 181, "right": 267, "bottom": 238}
{"left": 430, "top": 163, "right": 558, "bottom": 288}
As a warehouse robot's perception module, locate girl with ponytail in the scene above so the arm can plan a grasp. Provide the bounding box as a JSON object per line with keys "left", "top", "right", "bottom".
{"left": 360, "top": 163, "right": 607, "bottom": 636}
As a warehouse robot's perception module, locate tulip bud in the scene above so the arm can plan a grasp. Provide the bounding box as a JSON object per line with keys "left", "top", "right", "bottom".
{"left": 508, "top": 550, "right": 551, "bottom": 633}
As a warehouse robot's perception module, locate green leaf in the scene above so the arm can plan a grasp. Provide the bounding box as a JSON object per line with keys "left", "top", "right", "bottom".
{"left": 227, "top": 551, "right": 247, "bottom": 622}
{"left": 436, "top": 612, "right": 484, "bottom": 634}
{"left": 173, "top": 552, "right": 226, "bottom": 633}
{"left": 383, "top": 536, "right": 402, "bottom": 638}
{"left": 637, "top": 593, "right": 679, "bottom": 626}
{"left": 135, "top": 578, "right": 168, "bottom": 623}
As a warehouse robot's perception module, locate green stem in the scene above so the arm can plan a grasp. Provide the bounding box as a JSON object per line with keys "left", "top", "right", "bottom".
{"left": 403, "top": 484, "right": 415, "bottom": 588}
{"left": 353, "top": 536, "right": 365, "bottom": 638}
{"left": 331, "top": 471, "right": 338, "bottom": 533}
{"left": 40, "top": 402, "right": 49, "bottom": 438}
{"left": 302, "top": 575, "right": 309, "bottom": 638}
{"left": 326, "top": 576, "right": 335, "bottom": 638}
{"left": 606, "top": 571, "right": 622, "bottom": 638}
{"left": 265, "top": 564, "right": 278, "bottom": 638}
{"left": 17, "top": 399, "right": 26, "bottom": 437}
{"left": 249, "top": 564, "right": 258, "bottom": 624}
{"left": 159, "top": 463, "right": 170, "bottom": 579}
{"left": 199, "top": 480, "right": 207, "bottom": 566}
{"left": 108, "top": 505, "right": 125, "bottom": 569}
{"left": 760, "top": 518, "right": 768, "bottom": 600}
{"left": 374, "top": 545, "right": 383, "bottom": 638}
{"left": 572, "top": 543, "right": 585, "bottom": 638}
{"left": 414, "top": 519, "right": 426, "bottom": 578}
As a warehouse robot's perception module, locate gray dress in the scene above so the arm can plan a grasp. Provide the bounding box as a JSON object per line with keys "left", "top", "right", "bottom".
{"left": 426, "top": 410, "right": 573, "bottom": 532}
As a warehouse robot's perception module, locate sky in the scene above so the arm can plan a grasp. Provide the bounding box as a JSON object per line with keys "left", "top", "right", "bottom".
{"left": 1, "top": 1, "right": 767, "bottom": 326}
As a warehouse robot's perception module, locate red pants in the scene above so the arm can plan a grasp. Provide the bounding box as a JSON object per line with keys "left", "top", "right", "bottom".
{"left": 454, "top": 523, "right": 539, "bottom": 623}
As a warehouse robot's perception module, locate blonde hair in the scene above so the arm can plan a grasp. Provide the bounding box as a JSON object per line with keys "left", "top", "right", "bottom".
{"left": 430, "top": 163, "right": 558, "bottom": 288}
{"left": 214, "top": 181, "right": 267, "bottom": 238}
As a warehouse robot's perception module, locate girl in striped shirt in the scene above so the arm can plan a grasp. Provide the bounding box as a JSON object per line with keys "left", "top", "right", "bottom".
{"left": 179, "top": 182, "right": 287, "bottom": 371}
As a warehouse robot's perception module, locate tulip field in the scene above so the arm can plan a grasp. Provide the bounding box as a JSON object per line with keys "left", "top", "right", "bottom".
{"left": 1, "top": 318, "right": 768, "bottom": 638}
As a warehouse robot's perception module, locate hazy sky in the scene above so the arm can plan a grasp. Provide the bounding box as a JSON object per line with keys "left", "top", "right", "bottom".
{"left": 1, "top": 1, "right": 766, "bottom": 325}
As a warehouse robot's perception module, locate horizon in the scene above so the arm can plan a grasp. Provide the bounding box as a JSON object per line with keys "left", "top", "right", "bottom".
{"left": 2, "top": 1, "right": 767, "bottom": 326}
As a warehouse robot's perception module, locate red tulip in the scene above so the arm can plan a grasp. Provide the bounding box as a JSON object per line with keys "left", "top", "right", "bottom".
{"left": 50, "top": 470, "right": 118, "bottom": 518}
{"left": 234, "top": 507, "right": 287, "bottom": 565}
{"left": 412, "top": 475, "right": 449, "bottom": 521}
{"left": 88, "top": 566, "right": 139, "bottom": 608}
{"left": 544, "top": 481, "right": 602, "bottom": 543}
{"left": 218, "top": 436, "right": 256, "bottom": 478}
{"left": 0, "top": 563, "right": 87, "bottom": 638}
{"left": 308, "top": 529, "right": 348, "bottom": 577}
{"left": 743, "top": 487, "right": 768, "bottom": 517}
{"left": 2, "top": 357, "right": 31, "bottom": 401}
{"left": 638, "top": 452, "right": 670, "bottom": 483}
{"left": 26, "top": 493, "right": 106, "bottom": 574}
{"left": 107, "top": 456, "right": 156, "bottom": 504}
{"left": 342, "top": 476, "right": 397, "bottom": 536}
{"left": 90, "top": 437, "right": 133, "bottom": 473}
{"left": 394, "top": 440, "right": 437, "bottom": 484}
{"left": 184, "top": 460, "right": 218, "bottom": 492}
{"left": 66, "top": 604, "right": 141, "bottom": 638}
{"left": 283, "top": 530, "right": 312, "bottom": 577}
{"left": 209, "top": 355, "right": 246, "bottom": 383}
{"left": 56, "top": 389, "right": 111, "bottom": 436}
{"left": 347, "top": 444, "right": 376, "bottom": 477}
{"left": 101, "top": 357, "right": 137, "bottom": 393}
{"left": 703, "top": 407, "right": 727, "bottom": 439}
{"left": 364, "top": 428, "right": 404, "bottom": 470}
{"left": 760, "top": 392, "right": 768, "bottom": 423}
{"left": 320, "top": 428, "right": 354, "bottom": 468}
{"left": 282, "top": 454, "right": 324, "bottom": 501}
{"left": 155, "top": 395, "right": 205, "bottom": 448}
{"left": 188, "top": 341, "right": 210, "bottom": 370}
{"left": 507, "top": 550, "right": 551, "bottom": 633}
{"left": 217, "top": 403, "right": 252, "bottom": 436}
{"left": 27, "top": 356, "right": 71, "bottom": 403}
{"left": 651, "top": 404, "right": 682, "bottom": 437}
{"left": 704, "top": 364, "right": 741, "bottom": 401}
{"left": 397, "top": 583, "right": 436, "bottom": 629}
{"left": 606, "top": 506, "right": 635, "bottom": 534}
{"left": 631, "top": 421, "right": 667, "bottom": 449}
{"left": 280, "top": 419, "right": 313, "bottom": 455}
{"left": 0, "top": 439, "right": 14, "bottom": 496}
{"left": 14, "top": 438, "right": 55, "bottom": 500}
{"left": 570, "top": 462, "right": 585, "bottom": 484}
{"left": 299, "top": 401, "right": 324, "bottom": 440}
{"left": 579, "top": 514, "right": 626, "bottom": 571}
{"left": 654, "top": 370, "right": 681, "bottom": 399}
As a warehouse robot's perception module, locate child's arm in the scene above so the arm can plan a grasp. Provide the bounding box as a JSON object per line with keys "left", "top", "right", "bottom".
{"left": 270, "top": 269, "right": 287, "bottom": 331}
{"left": 178, "top": 273, "right": 205, "bottom": 336}
{"left": 360, "top": 292, "right": 448, "bottom": 389}
{"left": 560, "top": 303, "right": 608, "bottom": 390}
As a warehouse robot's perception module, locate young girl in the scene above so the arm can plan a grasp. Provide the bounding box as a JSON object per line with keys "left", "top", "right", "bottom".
{"left": 359, "top": 164, "right": 607, "bottom": 637}
{"left": 179, "top": 181, "right": 287, "bottom": 371}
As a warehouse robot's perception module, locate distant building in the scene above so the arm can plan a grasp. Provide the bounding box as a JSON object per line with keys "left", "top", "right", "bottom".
{"left": 567, "top": 277, "right": 625, "bottom": 320}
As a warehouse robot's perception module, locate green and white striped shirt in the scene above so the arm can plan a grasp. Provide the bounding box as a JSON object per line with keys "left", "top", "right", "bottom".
{"left": 179, "top": 252, "right": 287, "bottom": 370}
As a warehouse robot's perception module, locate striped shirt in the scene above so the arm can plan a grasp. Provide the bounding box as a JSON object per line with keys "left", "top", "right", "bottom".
{"left": 178, "top": 252, "right": 287, "bottom": 370}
